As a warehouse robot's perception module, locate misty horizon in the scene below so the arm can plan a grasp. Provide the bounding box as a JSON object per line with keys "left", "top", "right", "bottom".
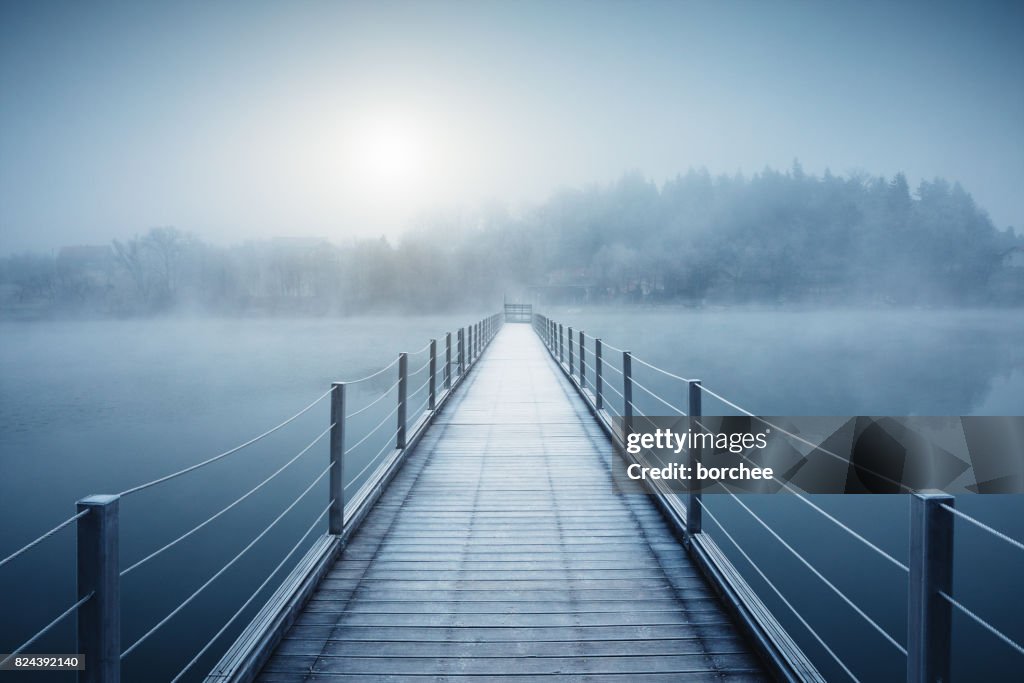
{"left": 2, "top": 163, "right": 1021, "bottom": 257}
{"left": 2, "top": 0, "right": 1023, "bottom": 254}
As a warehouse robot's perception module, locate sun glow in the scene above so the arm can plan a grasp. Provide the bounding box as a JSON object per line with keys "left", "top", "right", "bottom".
{"left": 351, "top": 116, "right": 428, "bottom": 188}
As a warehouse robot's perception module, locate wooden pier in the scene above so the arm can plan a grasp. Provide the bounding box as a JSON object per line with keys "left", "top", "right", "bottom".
{"left": 7, "top": 307, "right": 1019, "bottom": 683}
{"left": 255, "top": 323, "right": 767, "bottom": 681}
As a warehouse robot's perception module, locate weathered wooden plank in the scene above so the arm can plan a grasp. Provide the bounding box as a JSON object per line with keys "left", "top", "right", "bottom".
{"left": 254, "top": 324, "right": 765, "bottom": 680}
{"left": 262, "top": 652, "right": 763, "bottom": 675}
{"left": 281, "top": 622, "right": 747, "bottom": 643}
{"left": 256, "top": 674, "right": 767, "bottom": 683}
{"left": 274, "top": 636, "right": 751, "bottom": 657}
{"left": 304, "top": 599, "right": 724, "bottom": 613}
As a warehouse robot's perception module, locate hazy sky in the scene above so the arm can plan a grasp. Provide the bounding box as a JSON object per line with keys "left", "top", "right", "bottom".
{"left": 1, "top": 0, "right": 1022, "bottom": 253}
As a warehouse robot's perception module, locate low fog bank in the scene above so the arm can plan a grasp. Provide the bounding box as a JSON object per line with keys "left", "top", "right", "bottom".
{"left": 2, "top": 165, "right": 1022, "bottom": 319}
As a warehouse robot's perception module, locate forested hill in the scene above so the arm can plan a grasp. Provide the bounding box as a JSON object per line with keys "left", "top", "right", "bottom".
{"left": 2, "top": 165, "right": 1021, "bottom": 315}
{"left": 443, "top": 165, "right": 1021, "bottom": 305}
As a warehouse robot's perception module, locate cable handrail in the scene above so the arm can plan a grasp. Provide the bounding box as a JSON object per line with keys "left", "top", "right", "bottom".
{"left": 600, "top": 340, "right": 627, "bottom": 354}
{"left": 169, "top": 501, "right": 333, "bottom": 683}
{"left": 938, "top": 590, "right": 1024, "bottom": 656}
{"left": 603, "top": 400, "right": 623, "bottom": 418}
{"left": 632, "top": 354, "right": 693, "bottom": 383}
{"left": 2, "top": 314, "right": 504, "bottom": 679}
{"left": 940, "top": 503, "right": 1024, "bottom": 553}
{"left": 344, "top": 430, "right": 399, "bottom": 495}
{"left": 408, "top": 341, "right": 432, "bottom": 356}
{"left": 0, "top": 509, "right": 90, "bottom": 570}
{"left": 121, "top": 461, "right": 333, "bottom": 659}
{"left": 408, "top": 357, "right": 431, "bottom": 377}
{"left": 120, "top": 423, "right": 334, "bottom": 577}
{"left": 697, "top": 498, "right": 860, "bottom": 683}
{"left": 342, "top": 356, "right": 400, "bottom": 385}
{"left": 0, "top": 591, "right": 95, "bottom": 669}
{"left": 603, "top": 381, "right": 625, "bottom": 401}
{"left": 695, "top": 385, "right": 915, "bottom": 494}
{"left": 411, "top": 394, "right": 430, "bottom": 420}
{"left": 406, "top": 377, "right": 429, "bottom": 403}
{"left": 726, "top": 492, "right": 907, "bottom": 655}
{"left": 630, "top": 377, "right": 688, "bottom": 416}
{"left": 602, "top": 361, "right": 624, "bottom": 376}
{"left": 344, "top": 403, "right": 400, "bottom": 455}
{"left": 537, "top": 312, "right": 1024, "bottom": 676}
{"left": 346, "top": 378, "right": 400, "bottom": 418}
{"left": 119, "top": 386, "right": 335, "bottom": 497}
{"left": 760, "top": 477, "right": 908, "bottom": 573}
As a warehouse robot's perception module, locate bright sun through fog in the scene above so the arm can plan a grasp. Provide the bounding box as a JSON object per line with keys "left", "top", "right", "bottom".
{"left": 352, "top": 116, "right": 429, "bottom": 189}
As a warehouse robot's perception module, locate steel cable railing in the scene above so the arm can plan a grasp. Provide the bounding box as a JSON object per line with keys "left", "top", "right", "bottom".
{"left": 726, "top": 492, "right": 908, "bottom": 655}
{"left": 632, "top": 353, "right": 693, "bottom": 383}
{"left": 344, "top": 403, "right": 400, "bottom": 455}
{"left": 118, "top": 386, "right": 335, "bottom": 497}
{"left": 346, "top": 378, "right": 400, "bottom": 418}
{"left": 0, "top": 509, "right": 90, "bottom": 570}
{"left": 697, "top": 498, "right": 861, "bottom": 683}
{"left": 1, "top": 312, "right": 503, "bottom": 678}
{"left": 938, "top": 590, "right": 1024, "bottom": 656}
{"left": 533, "top": 311, "right": 1024, "bottom": 680}
{"left": 121, "top": 461, "right": 334, "bottom": 659}
{"left": 120, "top": 424, "right": 334, "bottom": 577}
{"left": 940, "top": 503, "right": 1024, "bottom": 552}
{"left": 408, "top": 357, "right": 431, "bottom": 378}
{"left": 344, "top": 429, "right": 400, "bottom": 495}
{"left": 406, "top": 375, "right": 429, "bottom": 403}
{"left": 630, "top": 376, "right": 688, "bottom": 416}
{"left": 342, "top": 356, "right": 400, "bottom": 385}
{"left": 697, "top": 384, "right": 915, "bottom": 494}
{"left": 0, "top": 592, "right": 95, "bottom": 669}
{"left": 169, "top": 501, "right": 334, "bottom": 683}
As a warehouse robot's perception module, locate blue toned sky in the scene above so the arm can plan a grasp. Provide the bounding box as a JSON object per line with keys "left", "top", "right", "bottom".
{"left": 1, "top": 0, "right": 1022, "bottom": 252}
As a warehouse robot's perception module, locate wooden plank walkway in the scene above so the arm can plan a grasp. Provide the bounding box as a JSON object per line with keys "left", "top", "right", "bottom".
{"left": 257, "top": 324, "right": 768, "bottom": 682}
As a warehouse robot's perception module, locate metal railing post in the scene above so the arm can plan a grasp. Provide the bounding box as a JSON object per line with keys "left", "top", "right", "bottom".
{"left": 445, "top": 332, "right": 452, "bottom": 391}
{"left": 568, "top": 326, "right": 574, "bottom": 377}
{"left": 595, "top": 339, "right": 603, "bottom": 409}
{"left": 329, "top": 382, "right": 346, "bottom": 535}
{"left": 908, "top": 493, "right": 954, "bottom": 683}
{"left": 687, "top": 380, "right": 702, "bottom": 536}
{"left": 77, "top": 495, "right": 120, "bottom": 683}
{"left": 397, "top": 353, "right": 407, "bottom": 449}
{"left": 558, "top": 324, "right": 564, "bottom": 364}
{"left": 623, "top": 351, "right": 633, "bottom": 433}
{"left": 428, "top": 339, "right": 437, "bottom": 411}
{"left": 458, "top": 328, "right": 465, "bottom": 376}
{"left": 578, "top": 330, "right": 585, "bottom": 388}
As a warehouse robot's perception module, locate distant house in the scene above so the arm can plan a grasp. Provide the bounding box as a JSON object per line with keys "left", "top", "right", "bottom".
{"left": 1003, "top": 246, "right": 1024, "bottom": 269}
{"left": 991, "top": 246, "right": 1024, "bottom": 303}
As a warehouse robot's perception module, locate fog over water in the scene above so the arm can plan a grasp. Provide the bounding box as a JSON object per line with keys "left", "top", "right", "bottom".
{"left": 1, "top": 0, "right": 1023, "bottom": 680}
{"left": 1, "top": 309, "right": 1022, "bottom": 680}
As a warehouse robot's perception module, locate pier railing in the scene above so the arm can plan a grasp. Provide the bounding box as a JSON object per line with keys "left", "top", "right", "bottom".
{"left": 532, "top": 312, "right": 1024, "bottom": 683}
{"left": 0, "top": 312, "right": 503, "bottom": 683}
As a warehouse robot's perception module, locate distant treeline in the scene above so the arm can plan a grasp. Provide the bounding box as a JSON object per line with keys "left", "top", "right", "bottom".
{"left": 2, "top": 164, "right": 1022, "bottom": 316}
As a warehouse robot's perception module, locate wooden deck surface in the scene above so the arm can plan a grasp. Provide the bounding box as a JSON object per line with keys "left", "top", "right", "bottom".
{"left": 257, "top": 324, "right": 767, "bottom": 682}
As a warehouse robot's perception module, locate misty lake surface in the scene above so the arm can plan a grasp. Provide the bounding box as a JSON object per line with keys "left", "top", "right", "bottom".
{"left": 1, "top": 308, "right": 1022, "bottom": 681}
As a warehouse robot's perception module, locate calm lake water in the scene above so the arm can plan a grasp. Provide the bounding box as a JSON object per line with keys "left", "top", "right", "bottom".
{"left": 1, "top": 308, "right": 1021, "bottom": 681}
